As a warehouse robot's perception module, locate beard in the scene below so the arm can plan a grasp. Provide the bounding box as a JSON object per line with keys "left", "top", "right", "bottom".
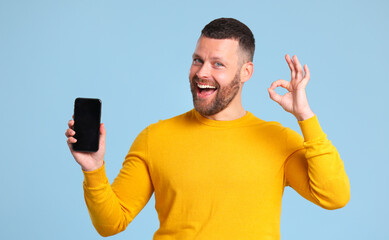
{"left": 189, "top": 71, "right": 241, "bottom": 116}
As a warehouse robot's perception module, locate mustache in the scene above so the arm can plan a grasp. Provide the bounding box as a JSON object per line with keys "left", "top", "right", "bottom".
{"left": 191, "top": 75, "right": 219, "bottom": 88}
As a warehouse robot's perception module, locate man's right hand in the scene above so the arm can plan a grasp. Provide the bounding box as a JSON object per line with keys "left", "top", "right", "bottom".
{"left": 65, "top": 117, "right": 106, "bottom": 171}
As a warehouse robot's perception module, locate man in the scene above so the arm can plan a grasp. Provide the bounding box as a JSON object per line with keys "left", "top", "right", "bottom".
{"left": 66, "top": 18, "right": 350, "bottom": 239}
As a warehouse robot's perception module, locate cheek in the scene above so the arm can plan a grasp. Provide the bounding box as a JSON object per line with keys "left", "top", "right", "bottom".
{"left": 214, "top": 71, "right": 231, "bottom": 86}
{"left": 189, "top": 65, "right": 197, "bottom": 80}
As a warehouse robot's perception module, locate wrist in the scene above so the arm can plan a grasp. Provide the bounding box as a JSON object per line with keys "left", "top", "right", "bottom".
{"left": 294, "top": 110, "right": 315, "bottom": 121}
{"left": 83, "top": 162, "right": 108, "bottom": 188}
{"left": 81, "top": 160, "right": 104, "bottom": 172}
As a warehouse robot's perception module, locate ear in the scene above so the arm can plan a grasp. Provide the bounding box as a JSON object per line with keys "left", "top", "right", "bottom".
{"left": 240, "top": 61, "right": 254, "bottom": 83}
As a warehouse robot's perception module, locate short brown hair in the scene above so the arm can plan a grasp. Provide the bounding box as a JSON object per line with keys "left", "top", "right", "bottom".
{"left": 201, "top": 18, "right": 255, "bottom": 62}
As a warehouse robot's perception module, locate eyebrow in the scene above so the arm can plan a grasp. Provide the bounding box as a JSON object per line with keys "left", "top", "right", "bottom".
{"left": 192, "top": 53, "right": 201, "bottom": 59}
{"left": 192, "top": 53, "right": 225, "bottom": 61}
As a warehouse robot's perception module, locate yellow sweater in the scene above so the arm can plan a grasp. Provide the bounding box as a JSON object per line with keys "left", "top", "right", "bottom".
{"left": 83, "top": 109, "right": 350, "bottom": 239}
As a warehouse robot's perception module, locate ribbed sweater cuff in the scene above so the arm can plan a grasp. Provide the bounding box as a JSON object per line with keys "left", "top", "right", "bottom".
{"left": 82, "top": 162, "right": 109, "bottom": 188}
{"left": 297, "top": 115, "right": 326, "bottom": 142}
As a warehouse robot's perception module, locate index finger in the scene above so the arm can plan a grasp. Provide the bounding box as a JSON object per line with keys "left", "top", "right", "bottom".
{"left": 68, "top": 119, "right": 74, "bottom": 128}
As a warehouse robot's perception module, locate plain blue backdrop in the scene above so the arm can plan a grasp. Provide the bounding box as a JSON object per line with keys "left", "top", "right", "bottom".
{"left": 1, "top": 0, "right": 388, "bottom": 239}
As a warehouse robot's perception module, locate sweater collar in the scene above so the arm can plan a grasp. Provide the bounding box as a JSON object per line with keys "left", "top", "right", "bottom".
{"left": 192, "top": 108, "right": 253, "bottom": 127}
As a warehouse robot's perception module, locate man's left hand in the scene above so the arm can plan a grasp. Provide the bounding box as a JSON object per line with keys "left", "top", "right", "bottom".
{"left": 268, "top": 54, "right": 315, "bottom": 121}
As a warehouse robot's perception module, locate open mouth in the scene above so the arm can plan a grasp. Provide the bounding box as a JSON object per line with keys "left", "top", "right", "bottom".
{"left": 196, "top": 83, "right": 217, "bottom": 98}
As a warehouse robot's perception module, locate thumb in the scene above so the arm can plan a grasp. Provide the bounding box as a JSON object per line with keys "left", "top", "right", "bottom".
{"left": 99, "top": 123, "right": 106, "bottom": 146}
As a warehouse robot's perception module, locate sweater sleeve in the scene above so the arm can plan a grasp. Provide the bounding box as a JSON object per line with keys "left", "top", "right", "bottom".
{"left": 83, "top": 127, "right": 154, "bottom": 237}
{"left": 284, "top": 115, "right": 350, "bottom": 210}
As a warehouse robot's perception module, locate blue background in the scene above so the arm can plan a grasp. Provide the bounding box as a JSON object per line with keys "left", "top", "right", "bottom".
{"left": 1, "top": 0, "right": 388, "bottom": 239}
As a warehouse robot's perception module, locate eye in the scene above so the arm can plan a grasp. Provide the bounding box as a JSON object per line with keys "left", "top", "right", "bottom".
{"left": 193, "top": 58, "right": 203, "bottom": 65}
{"left": 214, "top": 62, "right": 224, "bottom": 67}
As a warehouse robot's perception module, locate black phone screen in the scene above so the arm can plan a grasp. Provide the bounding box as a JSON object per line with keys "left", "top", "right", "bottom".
{"left": 72, "top": 98, "right": 101, "bottom": 152}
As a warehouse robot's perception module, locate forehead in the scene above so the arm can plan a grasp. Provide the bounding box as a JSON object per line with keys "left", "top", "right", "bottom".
{"left": 193, "top": 36, "right": 240, "bottom": 60}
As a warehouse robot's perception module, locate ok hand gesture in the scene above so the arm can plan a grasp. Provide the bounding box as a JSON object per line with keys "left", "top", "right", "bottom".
{"left": 268, "top": 54, "right": 315, "bottom": 121}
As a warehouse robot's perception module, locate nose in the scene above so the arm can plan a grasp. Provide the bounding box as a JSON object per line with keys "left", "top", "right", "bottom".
{"left": 196, "top": 63, "right": 212, "bottom": 80}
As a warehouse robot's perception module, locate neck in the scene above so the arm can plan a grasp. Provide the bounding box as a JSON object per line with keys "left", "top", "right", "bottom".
{"left": 203, "top": 106, "right": 247, "bottom": 121}
{"left": 202, "top": 90, "right": 246, "bottom": 121}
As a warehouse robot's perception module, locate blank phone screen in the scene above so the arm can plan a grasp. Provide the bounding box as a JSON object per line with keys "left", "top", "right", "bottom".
{"left": 73, "top": 98, "right": 101, "bottom": 152}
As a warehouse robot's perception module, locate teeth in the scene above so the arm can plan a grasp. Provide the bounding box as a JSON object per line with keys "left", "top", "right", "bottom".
{"left": 197, "top": 83, "right": 216, "bottom": 89}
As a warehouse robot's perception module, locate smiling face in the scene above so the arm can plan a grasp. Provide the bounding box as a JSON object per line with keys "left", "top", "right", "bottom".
{"left": 189, "top": 36, "right": 244, "bottom": 116}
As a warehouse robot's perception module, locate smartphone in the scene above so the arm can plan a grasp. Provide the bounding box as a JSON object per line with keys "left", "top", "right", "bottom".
{"left": 72, "top": 98, "right": 102, "bottom": 152}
